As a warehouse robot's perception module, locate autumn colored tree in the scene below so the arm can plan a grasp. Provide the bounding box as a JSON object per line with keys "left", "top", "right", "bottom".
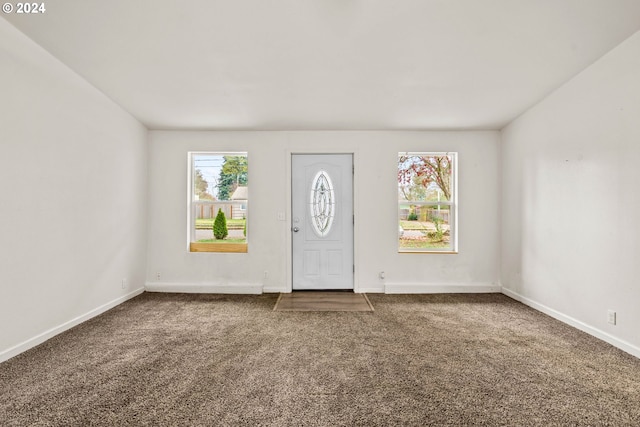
{"left": 398, "top": 154, "right": 452, "bottom": 201}
{"left": 194, "top": 169, "right": 214, "bottom": 200}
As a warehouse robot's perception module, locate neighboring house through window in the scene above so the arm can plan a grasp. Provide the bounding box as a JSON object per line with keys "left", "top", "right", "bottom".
{"left": 188, "top": 152, "right": 248, "bottom": 253}
{"left": 398, "top": 152, "right": 457, "bottom": 253}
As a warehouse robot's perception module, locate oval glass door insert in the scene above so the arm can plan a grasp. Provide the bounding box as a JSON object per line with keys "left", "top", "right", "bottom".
{"left": 310, "top": 170, "right": 335, "bottom": 237}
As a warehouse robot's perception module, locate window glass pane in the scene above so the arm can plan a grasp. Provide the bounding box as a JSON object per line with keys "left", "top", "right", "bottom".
{"left": 309, "top": 170, "right": 335, "bottom": 237}
{"left": 193, "top": 154, "right": 218, "bottom": 201}
{"left": 398, "top": 206, "right": 451, "bottom": 251}
{"left": 398, "top": 154, "right": 453, "bottom": 202}
{"left": 190, "top": 153, "right": 248, "bottom": 249}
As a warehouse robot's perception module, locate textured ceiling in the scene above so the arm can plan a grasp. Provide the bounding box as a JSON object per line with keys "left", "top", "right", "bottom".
{"left": 4, "top": 0, "right": 640, "bottom": 130}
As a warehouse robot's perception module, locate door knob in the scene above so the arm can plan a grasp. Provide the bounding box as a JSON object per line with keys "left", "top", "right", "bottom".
{"left": 292, "top": 227, "right": 300, "bottom": 232}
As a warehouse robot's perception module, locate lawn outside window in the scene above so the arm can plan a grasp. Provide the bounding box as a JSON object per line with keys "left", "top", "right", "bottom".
{"left": 398, "top": 152, "right": 457, "bottom": 253}
{"left": 188, "top": 152, "right": 248, "bottom": 253}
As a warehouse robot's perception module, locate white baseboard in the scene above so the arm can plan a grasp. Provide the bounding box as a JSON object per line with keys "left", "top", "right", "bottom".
{"left": 262, "top": 286, "right": 286, "bottom": 293}
{"left": 0, "top": 288, "right": 144, "bottom": 364}
{"left": 357, "top": 286, "right": 385, "bottom": 293}
{"left": 145, "top": 282, "right": 263, "bottom": 294}
{"left": 501, "top": 287, "right": 640, "bottom": 359}
{"left": 385, "top": 282, "right": 501, "bottom": 294}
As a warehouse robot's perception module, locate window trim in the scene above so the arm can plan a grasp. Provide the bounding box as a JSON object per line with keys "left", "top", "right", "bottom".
{"left": 187, "top": 151, "right": 248, "bottom": 253}
{"left": 397, "top": 151, "right": 458, "bottom": 254}
{"left": 189, "top": 242, "right": 248, "bottom": 253}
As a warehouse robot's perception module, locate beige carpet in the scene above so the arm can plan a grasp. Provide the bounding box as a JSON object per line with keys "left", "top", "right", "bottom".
{"left": 1, "top": 293, "right": 639, "bottom": 426}
{"left": 273, "top": 291, "right": 374, "bottom": 312}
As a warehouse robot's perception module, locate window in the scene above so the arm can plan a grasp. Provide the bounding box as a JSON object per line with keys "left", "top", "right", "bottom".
{"left": 188, "top": 152, "right": 248, "bottom": 253}
{"left": 398, "top": 152, "right": 457, "bottom": 253}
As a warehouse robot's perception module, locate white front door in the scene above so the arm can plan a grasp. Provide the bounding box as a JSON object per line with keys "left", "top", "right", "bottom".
{"left": 292, "top": 154, "right": 353, "bottom": 290}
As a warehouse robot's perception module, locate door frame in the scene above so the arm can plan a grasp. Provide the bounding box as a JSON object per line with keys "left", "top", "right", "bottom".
{"left": 285, "top": 151, "right": 359, "bottom": 293}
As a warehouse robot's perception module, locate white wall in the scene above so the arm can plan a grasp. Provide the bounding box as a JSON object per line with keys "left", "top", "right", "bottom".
{"left": 147, "top": 130, "right": 500, "bottom": 294}
{"left": 501, "top": 32, "right": 640, "bottom": 357}
{"left": 0, "top": 19, "right": 148, "bottom": 361}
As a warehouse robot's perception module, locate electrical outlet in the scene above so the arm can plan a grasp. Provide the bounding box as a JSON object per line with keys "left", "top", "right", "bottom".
{"left": 379, "top": 271, "right": 385, "bottom": 280}
{"left": 607, "top": 310, "right": 616, "bottom": 325}
{"left": 263, "top": 271, "right": 268, "bottom": 279}
{"left": 156, "top": 272, "right": 161, "bottom": 281}
{"left": 121, "top": 278, "right": 127, "bottom": 289}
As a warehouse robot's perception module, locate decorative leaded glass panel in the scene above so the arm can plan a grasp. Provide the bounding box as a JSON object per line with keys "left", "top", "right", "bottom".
{"left": 310, "top": 170, "right": 335, "bottom": 237}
